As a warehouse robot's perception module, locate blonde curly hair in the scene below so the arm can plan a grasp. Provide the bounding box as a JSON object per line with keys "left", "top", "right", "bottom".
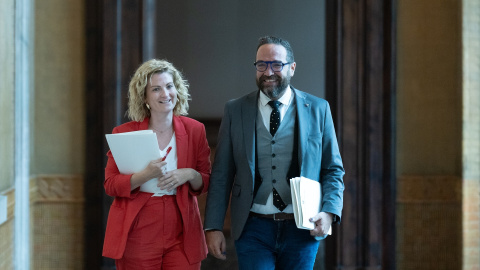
{"left": 127, "top": 59, "right": 190, "bottom": 121}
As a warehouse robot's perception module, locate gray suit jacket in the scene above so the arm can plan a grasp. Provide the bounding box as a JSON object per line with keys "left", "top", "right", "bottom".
{"left": 204, "top": 87, "right": 345, "bottom": 240}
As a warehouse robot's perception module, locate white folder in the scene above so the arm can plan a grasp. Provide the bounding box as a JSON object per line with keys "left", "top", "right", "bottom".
{"left": 105, "top": 130, "right": 161, "bottom": 174}
{"left": 290, "top": 177, "right": 332, "bottom": 236}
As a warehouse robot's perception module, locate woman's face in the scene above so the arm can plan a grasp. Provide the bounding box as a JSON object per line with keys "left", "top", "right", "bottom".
{"left": 145, "top": 72, "right": 177, "bottom": 115}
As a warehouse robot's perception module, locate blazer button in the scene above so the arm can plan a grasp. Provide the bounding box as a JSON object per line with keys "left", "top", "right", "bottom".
{"left": 272, "top": 166, "right": 276, "bottom": 169}
{"left": 272, "top": 179, "right": 277, "bottom": 183}
{"left": 272, "top": 153, "right": 276, "bottom": 158}
{"left": 271, "top": 140, "right": 275, "bottom": 144}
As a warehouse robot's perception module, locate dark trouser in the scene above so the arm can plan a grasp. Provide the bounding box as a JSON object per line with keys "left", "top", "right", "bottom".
{"left": 235, "top": 214, "right": 320, "bottom": 270}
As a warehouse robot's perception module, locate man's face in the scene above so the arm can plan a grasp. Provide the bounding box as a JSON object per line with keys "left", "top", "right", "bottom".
{"left": 255, "top": 44, "right": 296, "bottom": 100}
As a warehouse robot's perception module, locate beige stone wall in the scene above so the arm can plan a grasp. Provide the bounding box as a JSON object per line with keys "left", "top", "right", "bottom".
{"left": 397, "top": 0, "right": 462, "bottom": 176}
{"left": 396, "top": 0, "right": 463, "bottom": 269}
{"left": 31, "top": 0, "right": 86, "bottom": 269}
{"left": 396, "top": 176, "right": 462, "bottom": 269}
{"left": 33, "top": 0, "right": 85, "bottom": 175}
{"left": 31, "top": 175, "right": 84, "bottom": 270}
{"left": 462, "top": 0, "right": 480, "bottom": 268}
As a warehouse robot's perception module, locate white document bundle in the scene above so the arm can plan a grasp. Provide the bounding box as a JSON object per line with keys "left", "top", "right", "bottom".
{"left": 290, "top": 177, "right": 332, "bottom": 236}
{"left": 105, "top": 130, "right": 161, "bottom": 175}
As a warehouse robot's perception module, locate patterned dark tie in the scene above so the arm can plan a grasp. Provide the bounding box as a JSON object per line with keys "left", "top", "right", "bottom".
{"left": 272, "top": 187, "right": 287, "bottom": 212}
{"left": 268, "top": 100, "right": 281, "bottom": 136}
{"left": 268, "top": 100, "right": 287, "bottom": 211}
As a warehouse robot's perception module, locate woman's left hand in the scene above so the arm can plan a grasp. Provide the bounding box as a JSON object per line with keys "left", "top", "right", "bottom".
{"left": 157, "top": 168, "right": 197, "bottom": 191}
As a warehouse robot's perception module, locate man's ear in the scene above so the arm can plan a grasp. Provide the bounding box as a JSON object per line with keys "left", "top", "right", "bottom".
{"left": 289, "top": 62, "right": 296, "bottom": 76}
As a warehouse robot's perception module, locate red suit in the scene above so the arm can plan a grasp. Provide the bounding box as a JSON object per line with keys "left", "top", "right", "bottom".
{"left": 102, "top": 116, "right": 211, "bottom": 265}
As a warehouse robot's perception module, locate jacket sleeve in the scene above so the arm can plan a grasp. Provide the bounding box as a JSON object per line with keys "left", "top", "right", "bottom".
{"left": 204, "top": 102, "right": 236, "bottom": 230}
{"left": 104, "top": 127, "right": 141, "bottom": 198}
{"left": 319, "top": 102, "right": 345, "bottom": 223}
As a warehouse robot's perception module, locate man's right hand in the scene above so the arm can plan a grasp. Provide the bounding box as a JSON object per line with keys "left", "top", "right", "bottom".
{"left": 206, "top": 230, "right": 227, "bottom": 260}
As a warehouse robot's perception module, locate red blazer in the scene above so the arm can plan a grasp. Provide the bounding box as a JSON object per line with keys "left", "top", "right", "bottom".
{"left": 102, "top": 116, "right": 211, "bottom": 264}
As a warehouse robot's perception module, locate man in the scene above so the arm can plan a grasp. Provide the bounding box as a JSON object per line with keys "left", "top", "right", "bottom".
{"left": 204, "top": 36, "right": 345, "bottom": 270}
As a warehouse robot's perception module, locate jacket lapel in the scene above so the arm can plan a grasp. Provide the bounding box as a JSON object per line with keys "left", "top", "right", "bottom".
{"left": 173, "top": 116, "right": 188, "bottom": 169}
{"left": 293, "top": 88, "right": 311, "bottom": 172}
{"left": 242, "top": 91, "right": 258, "bottom": 177}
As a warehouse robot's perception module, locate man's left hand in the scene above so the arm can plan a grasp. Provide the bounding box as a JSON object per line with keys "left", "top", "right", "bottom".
{"left": 309, "top": 212, "right": 333, "bottom": 237}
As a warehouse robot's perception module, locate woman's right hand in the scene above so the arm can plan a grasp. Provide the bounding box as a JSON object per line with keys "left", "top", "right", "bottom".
{"left": 130, "top": 158, "right": 166, "bottom": 190}
{"left": 144, "top": 158, "right": 167, "bottom": 179}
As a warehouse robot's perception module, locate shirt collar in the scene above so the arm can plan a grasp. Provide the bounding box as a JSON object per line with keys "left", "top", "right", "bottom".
{"left": 259, "top": 86, "right": 293, "bottom": 107}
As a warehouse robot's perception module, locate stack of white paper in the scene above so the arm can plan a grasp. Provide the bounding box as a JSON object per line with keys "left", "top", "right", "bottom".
{"left": 290, "top": 177, "right": 332, "bottom": 236}
{"left": 105, "top": 130, "right": 161, "bottom": 174}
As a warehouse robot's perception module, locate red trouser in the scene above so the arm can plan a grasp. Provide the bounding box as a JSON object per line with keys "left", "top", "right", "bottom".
{"left": 116, "top": 195, "right": 200, "bottom": 270}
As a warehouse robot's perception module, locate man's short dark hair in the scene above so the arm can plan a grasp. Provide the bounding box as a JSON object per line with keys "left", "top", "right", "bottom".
{"left": 256, "top": 36, "right": 294, "bottom": 63}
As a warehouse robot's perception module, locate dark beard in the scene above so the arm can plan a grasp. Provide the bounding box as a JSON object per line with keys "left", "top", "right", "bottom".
{"left": 257, "top": 74, "right": 291, "bottom": 100}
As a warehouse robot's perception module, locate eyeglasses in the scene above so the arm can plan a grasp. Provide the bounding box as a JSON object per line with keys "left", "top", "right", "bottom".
{"left": 253, "top": 61, "right": 291, "bottom": 72}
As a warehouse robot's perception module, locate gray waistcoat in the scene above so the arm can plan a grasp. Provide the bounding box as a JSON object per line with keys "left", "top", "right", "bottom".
{"left": 254, "top": 102, "right": 297, "bottom": 205}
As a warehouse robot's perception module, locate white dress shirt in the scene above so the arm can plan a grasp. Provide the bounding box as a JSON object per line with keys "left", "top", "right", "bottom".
{"left": 140, "top": 133, "right": 177, "bottom": 196}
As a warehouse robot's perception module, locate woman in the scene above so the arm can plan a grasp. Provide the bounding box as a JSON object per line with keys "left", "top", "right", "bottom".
{"left": 102, "top": 59, "right": 211, "bottom": 269}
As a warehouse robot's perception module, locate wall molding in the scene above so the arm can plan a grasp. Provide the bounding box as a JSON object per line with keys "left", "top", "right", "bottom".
{"left": 397, "top": 175, "right": 462, "bottom": 203}
{"left": 31, "top": 175, "right": 84, "bottom": 203}
{"left": 0, "top": 174, "right": 86, "bottom": 226}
